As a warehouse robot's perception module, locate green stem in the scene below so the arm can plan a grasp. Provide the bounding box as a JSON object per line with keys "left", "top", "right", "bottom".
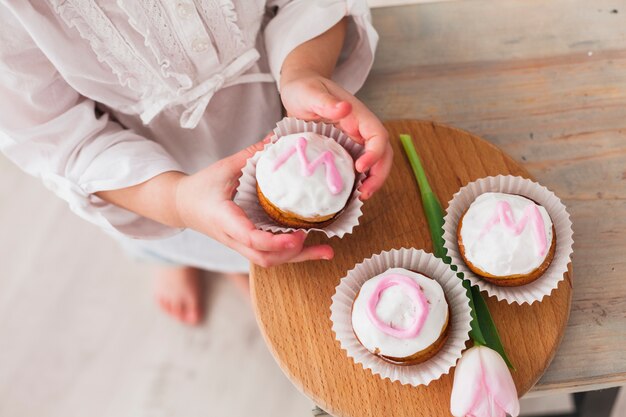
{"left": 399, "top": 134, "right": 433, "bottom": 197}
{"left": 400, "top": 135, "right": 445, "bottom": 259}
{"left": 400, "top": 133, "right": 514, "bottom": 369}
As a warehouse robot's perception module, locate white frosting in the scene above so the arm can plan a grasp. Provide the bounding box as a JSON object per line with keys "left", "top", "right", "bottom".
{"left": 351, "top": 268, "right": 449, "bottom": 359}
{"left": 460, "top": 192, "right": 554, "bottom": 276}
{"left": 256, "top": 132, "right": 355, "bottom": 218}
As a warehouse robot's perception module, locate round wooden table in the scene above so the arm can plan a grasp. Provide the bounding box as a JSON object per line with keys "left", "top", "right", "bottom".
{"left": 251, "top": 120, "right": 572, "bottom": 417}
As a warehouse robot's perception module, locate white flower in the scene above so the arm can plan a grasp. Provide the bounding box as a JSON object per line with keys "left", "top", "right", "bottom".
{"left": 451, "top": 346, "right": 520, "bottom": 417}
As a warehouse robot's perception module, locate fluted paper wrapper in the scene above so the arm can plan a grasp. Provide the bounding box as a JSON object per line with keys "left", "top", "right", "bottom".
{"left": 443, "top": 175, "right": 574, "bottom": 304}
{"left": 330, "top": 248, "right": 472, "bottom": 386}
{"left": 234, "top": 117, "right": 366, "bottom": 238}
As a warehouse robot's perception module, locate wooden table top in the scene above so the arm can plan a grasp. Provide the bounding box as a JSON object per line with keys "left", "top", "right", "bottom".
{"left": 355, "top": 0, "right": 626, "bottom": 395}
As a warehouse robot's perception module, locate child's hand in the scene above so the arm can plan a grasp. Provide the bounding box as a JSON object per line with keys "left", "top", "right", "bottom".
{"left": 280, "top": 71, "right": 393, "bottom": 200}
{"left": 174, "top": 139, "right": 334, "bottom": 267}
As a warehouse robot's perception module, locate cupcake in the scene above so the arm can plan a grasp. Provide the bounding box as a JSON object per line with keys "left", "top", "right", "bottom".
{"left": 457, "top": 192, "right": 556, "bottom": 287}
{"left": 255, "top": 132, "right": 356, "bottom": 228}
{"left": 351, "top": 267, "right": 450, "bottom": 366}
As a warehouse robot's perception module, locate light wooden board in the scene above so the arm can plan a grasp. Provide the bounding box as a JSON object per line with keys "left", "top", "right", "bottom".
{"left": 251, "top": 120, "right": 572, "bottom": 417}
{"left": 359, "top": 0, "right": 626, "bottom": 395}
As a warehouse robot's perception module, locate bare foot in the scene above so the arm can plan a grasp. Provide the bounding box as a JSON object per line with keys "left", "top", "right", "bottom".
{"left": 225, "top": 272, "right": 250, "bottom": 298}
{"left": 154, "top": 266, "right": 203, "bottom": 325}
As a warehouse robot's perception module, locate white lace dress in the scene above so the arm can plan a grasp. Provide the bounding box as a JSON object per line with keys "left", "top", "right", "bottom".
{"left": 0, "top": 1, "right": 377, "bottom": 272}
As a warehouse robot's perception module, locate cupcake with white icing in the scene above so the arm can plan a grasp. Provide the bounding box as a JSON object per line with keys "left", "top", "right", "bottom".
{"left": 331, "top": 248, "right": 472, "bottom": 386}
{"left": 457, "top": 192, "right": 556, "bottom": 287}
{"left": 255, "top": 132, "right": 356, "bottom": 228}
{"left": 351, "top": 268, "right": 450, "bottom": 365}
{"left": 234, "top": 117, "right": 366, "bottom": 238}
{"left": 443, "top": 175, "right": 574, "bottom": 304}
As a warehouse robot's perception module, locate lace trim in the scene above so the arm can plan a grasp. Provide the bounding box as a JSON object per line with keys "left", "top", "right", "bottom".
{"left": 117, "top": 0, "right": 194, "bottom": 90}
{"left": 218, "top": 0, "right": 246, "bottom": 49}
{"left": 51, "top": 0, "right": 164, "bottom": 106}
{"left": 195, "top": 0, "right": 246, "bottom": 64}
{"left": 51, "top": 0, "right": 265, "bottom": 127}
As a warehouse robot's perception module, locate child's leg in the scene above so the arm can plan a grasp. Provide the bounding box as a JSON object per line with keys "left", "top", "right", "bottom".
{"left": 155, "top": 269, "right": 249, "bottom": 325}
{"left": 154, "top": 266, "right": 203, "bottom": 324}
{"left": 116, "top": 230, "right": 251, "bottom": 324}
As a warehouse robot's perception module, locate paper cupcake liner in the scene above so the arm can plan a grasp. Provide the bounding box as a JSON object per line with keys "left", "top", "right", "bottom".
{"left": 330, "top": 248, "right": 472, "bottom": 386}
{"left": 443, "top": 175, "right": 574, "bottom": 305}
{"left": 234, "top": 117, "right": 366, "bottom": 238}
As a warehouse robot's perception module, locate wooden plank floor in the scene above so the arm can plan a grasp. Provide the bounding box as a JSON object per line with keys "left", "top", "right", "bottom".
{"left": 0, "top": 158, "right": 311, "bottom": 417}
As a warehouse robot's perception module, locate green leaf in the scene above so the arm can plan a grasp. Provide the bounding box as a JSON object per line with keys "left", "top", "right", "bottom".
{"left": 471, "top": 284, "right": 516, "bottom": 369}
{"left": 400, "top": 133, "right": 514, "bottom": 369}
{"left": 462, "top": 278, "right": 487, "bottom": 346}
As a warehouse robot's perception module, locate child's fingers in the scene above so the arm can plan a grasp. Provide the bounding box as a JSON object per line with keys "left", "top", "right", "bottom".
{"left": 218, "top": 202, "right": 257, "bottom": 242}
{"left": 261, "top": 243, "right": 333, "bottom": 266}
{"left": 248, "top": 229, "right": 306, "bottom": 252}
{"left": 355, "top": 120, "right": 389, "bottom": 173}
{"left": 359, "top": 143, "right": 394, "bottom": 200}
{"left": 288, "top": 244, "right": 334, "bottom": 263}
{"left": 309, "top": 87, "right": 352, "bottom": 120}
{"left": 221, "top": 206, "right": 330, "bottom": 265}
{"left": 333, "top": 112, "right": 362, "bottom": 140}
{"left": 313, "top": 100, "right": 352, "bottom": 121}
{"left": 221, "top": 202, "right": 303, "bottom": 251}
{"left": 227, "top": 238, "right": 332, "bottom": 268}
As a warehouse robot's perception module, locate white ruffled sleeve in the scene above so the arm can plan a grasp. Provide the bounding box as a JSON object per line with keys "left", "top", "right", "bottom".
{"left": 264, "top": 0, "right": 378, "bottom": 93}
{"left": 0, "top": 10, "right": 183, "bottom": 240}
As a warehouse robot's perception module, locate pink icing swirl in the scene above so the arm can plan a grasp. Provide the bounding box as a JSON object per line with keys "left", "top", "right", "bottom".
{"left": 366, "top": 274, "right": 430, "bottom": 339}
{"left": 271, "top": 136, "right": 344, "bottom": 195}
{"left": 479, "top": 200, "right": 548, "bottom": 257}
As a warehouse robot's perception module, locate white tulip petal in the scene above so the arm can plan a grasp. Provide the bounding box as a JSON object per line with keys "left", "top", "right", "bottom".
{"left": 450, "top": 347, "right": 484, "bottom": 416}
{"left": 479, "top": 347, "right": 520, "bottom": 417}
{"left": 451, "top": 346, "right": 520, "bottom": 417}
